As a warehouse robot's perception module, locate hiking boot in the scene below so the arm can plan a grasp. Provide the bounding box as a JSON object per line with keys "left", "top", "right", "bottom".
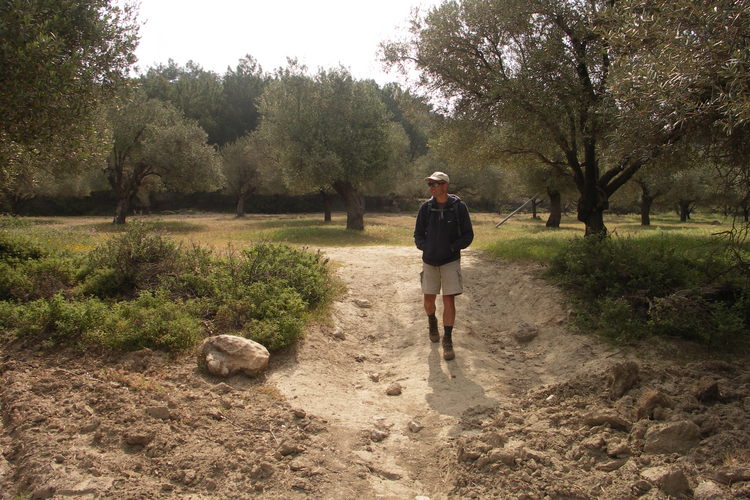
{"left": 428, "top": 316, "right": 440, "bottom": 343}
{"left": 442, "top": 338, "right": 455, "bottom": 361}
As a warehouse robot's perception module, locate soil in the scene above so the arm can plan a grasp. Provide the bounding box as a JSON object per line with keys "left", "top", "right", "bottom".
{"left": 1, "top": 246, "right": 748, "bottom": 499}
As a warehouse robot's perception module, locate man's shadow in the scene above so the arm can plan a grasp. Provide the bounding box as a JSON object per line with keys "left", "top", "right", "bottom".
{"left": 425, "top": 342, "right": 497, "bottom": 419}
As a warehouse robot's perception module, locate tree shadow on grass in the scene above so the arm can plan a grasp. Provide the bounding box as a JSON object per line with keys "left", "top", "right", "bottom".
{"left": 86, "top": 220, "right": 207, "bottom": 234}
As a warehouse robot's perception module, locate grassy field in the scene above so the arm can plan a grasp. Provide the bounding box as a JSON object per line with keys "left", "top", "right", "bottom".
{"left": 1, "top": 209, "right": 738, "bottom": 264}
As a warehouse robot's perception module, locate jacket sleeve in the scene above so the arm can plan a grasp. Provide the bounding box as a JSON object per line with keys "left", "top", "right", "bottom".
{"left": 450, "top": 202, "right": 474, "bottom": 251}
{"left": 414, "top": 203, "right": 427, "bottom": 250}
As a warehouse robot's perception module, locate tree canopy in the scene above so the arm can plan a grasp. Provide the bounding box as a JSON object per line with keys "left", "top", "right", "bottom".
{"left": 259, "top": 66, "right": 407, "bottom": 230}
{"left": 105, "top": 92, "right": 221, "bottom": 224}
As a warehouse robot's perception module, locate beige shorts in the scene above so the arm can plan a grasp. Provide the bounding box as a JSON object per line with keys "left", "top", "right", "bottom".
{"left": 420, "top": 260, "right": 463, "bottom": 296}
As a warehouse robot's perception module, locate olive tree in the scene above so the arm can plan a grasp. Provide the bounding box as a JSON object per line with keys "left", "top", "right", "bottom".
{"left": 383, "top": 0, "right": 681, "bottom": 236}
{"left": 259, "top": 65, "right": 407, "bottom": 230}
{"left": 105, "top": 93, "right": 221, "bottom": 224}
{"left": 0, "top": 0, "right": 138, "bottom": 204}
{"left": 220, "top": 132, "right": 265, "bottom": 218}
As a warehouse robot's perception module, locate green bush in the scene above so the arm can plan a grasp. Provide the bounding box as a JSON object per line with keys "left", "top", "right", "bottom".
{"left": 80, "top": 222, "right": 181, "bottom": 297}
{"left": 88, "top": 290, "right": 203, "bottom": 351}
{"left": 233, "top": 244, "right": 331, "bottom": 307}
{"left": 1, "top": 223, "right": 334, "bottom": 354}
{"left": 548, "top": 235, "right": 749, "bottom": 345}
{"left": 0, "top": 230, "right": 45, "bottom": 262}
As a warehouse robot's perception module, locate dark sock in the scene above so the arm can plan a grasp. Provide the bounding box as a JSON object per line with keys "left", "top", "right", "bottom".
{"left": 428, "top": 314, "right": 437, "bottom": 328}
{"left": 444, "top": 325, "right": 453, "bottom": 343}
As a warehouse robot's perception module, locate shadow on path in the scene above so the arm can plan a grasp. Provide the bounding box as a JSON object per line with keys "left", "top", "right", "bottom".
{"left": 425, "top": 343, "right": 497, "bottom": 418}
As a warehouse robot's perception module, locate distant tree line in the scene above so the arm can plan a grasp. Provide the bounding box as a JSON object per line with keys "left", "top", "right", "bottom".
{"left": 1, "top": 0, "right": 748, "bottom": 232}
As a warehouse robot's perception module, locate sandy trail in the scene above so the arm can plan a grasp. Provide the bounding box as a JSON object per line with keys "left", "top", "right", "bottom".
{"left": 268, "top": 246, "right": 615, "bottom": 498}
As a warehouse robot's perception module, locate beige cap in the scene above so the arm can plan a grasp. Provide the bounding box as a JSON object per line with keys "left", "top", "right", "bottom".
{"left": 425, "top": 171, "right": 449, "bottom": 183}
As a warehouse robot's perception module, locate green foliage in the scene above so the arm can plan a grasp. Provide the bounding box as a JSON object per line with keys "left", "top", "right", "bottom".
{"left": 0, "top": 224, "right": 333, "bottom": 353}
{"left": 91, "top": 290, "right": 203, "bottom": 351}
{"left": 548, "top": 236, "right": 749, "bottom": 346}
{"left": 0, "top": 230, "right": 46, "bottom": 261}
{"left": 232, "top": 243, "right": 330, "bottom": 307}
{"left": 79, "top": 222, "right": 181, "bottom": 297}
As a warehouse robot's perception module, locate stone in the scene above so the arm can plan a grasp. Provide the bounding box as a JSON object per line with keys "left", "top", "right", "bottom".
{"left": 145, "top": 406, "right": 171, "bottom": 420}
{"left": 583, "top": 410, "right": 631, "bottom": 431}
{"left": 210, "top": 382, "right": 235, "bottom": 394}
{"left": 641, "top": 466, "right": 691, "bottom": 497}
{"left": 630, "top": 480, "right": 652, "bottom": 496}
{"left": 386, "top": 382, "right": 402, "bottom": 396}
{"left": 123, "top": 431, "right": 155, "bottom": 447}
{"left": 512, "top": 323, "right": 539, "bottom": 343}
{"left": 408, "top": 420, "right": 424, "bottom": 433}
{"left": 370, "top": 429, "right": 389, "bottom": 442}
{"left": 369, "top": 373, "right": 380, "bottom": 382}
{"left": 79, "top": 419, "right": 100, "bottom": 433}
{"left": 694, "top": 481, "right": 725, "bottom": 500}
{"left": 30, "top": 487, "right": 56, "bottom": 500}
{"left": 596, "top": 459, "right": 627, "bottom": 472}
{"left": 354, "top": 298, "right": 372, "bottom": 308}
{"left": 643, "top": 420, "right": 701, "bottom": 454}
{"left": 693, "top": 378, "right": 722, "bottom": 403}
{"left": 197, "top": 335, "right": 269, "bottom": 377}
{"left": 278, "top": 442, "right": 304, "bottom": 456}
{"left": 608, "top": 361, "right": 639, "bottom": 399}
{"left": 637, "top": 390, "right": 673, "bottom": 420}
{"left": 332, "top": 328, "right": 346, "bottom": 340}
{"left": 712, "top": 466, "right": 750, "bottom": 485}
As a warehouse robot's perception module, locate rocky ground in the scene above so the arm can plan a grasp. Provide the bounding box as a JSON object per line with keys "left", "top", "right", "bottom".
{"left": 1, "top": 246, "right": 748, "bottom": 499}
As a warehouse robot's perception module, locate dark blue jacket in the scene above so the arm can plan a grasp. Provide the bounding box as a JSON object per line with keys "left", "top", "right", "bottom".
{"left": 414, "top": 194, "right": 474, "bottom": 266}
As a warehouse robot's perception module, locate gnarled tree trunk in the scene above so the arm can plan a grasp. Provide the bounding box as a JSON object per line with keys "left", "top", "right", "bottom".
{"left": 332, "top": 181, "right": 364, "bottom": 230}
{"left": 545, "top": 188, "right": 562, "bottom": 228}
{"left": 678, "top": 200, "right": 694, "bottom": 222}
{"left": 320, "top": 188, "right": 333, "bottom": 222}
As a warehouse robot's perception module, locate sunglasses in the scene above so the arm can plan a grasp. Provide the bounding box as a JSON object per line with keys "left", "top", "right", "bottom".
{"left": 427, "top": 181, "right": 446, "bottom": 187}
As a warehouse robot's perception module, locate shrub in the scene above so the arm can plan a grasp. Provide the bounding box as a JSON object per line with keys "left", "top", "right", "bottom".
{"left": 80, "top": 222, "right": 181, "bottom": 297}
{"left": 0, "top": 230, "right": 45, "bottom": 262}
{"left": 232, "top": 244, "right": 331, "bottom": 307}
{"left": 88, "top": 290, "right": 203, "bottom": 351}
{"left": 548, "top": 235, "right": 749, "bottom": 345}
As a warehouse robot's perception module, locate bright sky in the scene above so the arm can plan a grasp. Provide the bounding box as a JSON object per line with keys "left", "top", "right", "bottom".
{"left": 132, "top": 0, "right": 440, "bottom": 84}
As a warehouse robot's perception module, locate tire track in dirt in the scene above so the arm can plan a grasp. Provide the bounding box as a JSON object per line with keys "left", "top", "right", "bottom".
{"left": 268, "top": 246, "right": 614, "bottom": 499}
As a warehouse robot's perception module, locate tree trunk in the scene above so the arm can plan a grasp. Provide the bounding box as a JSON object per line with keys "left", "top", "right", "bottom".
{"left": 320, "top": 189, "right": 332, "bottom": 222}
{"left": 531, "top": 198, "right": 539, "bottom": 219}
{"left": 113, "top": 196, "right": 130, "bottom": 225}
{"left": 332, "top": 181, "right": 364, "bottom": 230}
{"left": 640, "top": 196, "right": 653, "bottom": 226}
{"left": 545, "top": 188, "right": 561, "bottom": 228}
{"left": 678, "top": 200, "right": 693, "bottom": 222}
{"left": 235, "top": 194, "right": 247, "bottom": 218}
{"left": 577, "top": 186, "right": 609, "bottom": 237}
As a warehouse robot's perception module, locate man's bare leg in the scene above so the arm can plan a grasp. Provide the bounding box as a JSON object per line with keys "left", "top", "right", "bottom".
{"left": 424, "top": 294, "right": 439, "bottom": 342}
{"left": 441, "top": 294, "right": 456, "bottom": 360}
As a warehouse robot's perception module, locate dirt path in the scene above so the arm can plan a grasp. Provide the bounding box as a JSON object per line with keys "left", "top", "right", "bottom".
{"left": 269, "top": 246, "right": 616, "bottom": 498}
{"left": 2, "top": 245, "right": 747, "bottom": 499}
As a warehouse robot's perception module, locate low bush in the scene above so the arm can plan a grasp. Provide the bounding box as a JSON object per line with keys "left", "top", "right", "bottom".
{"left": 79, "top": 221, "right": 182, "bottom": 297}
{"left": 0, "top": 225, "right": 334, "bottom": 353}
{"left": 548, "top": 236, "right": 749, "bottom": 346}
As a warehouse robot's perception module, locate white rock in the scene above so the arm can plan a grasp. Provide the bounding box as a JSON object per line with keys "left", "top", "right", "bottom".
{"left": 408, "top": 420, "right": 424, "bottom": 433}
{"left": 354, "top": 298, "right": 372, "bottom": 308}
{"left": 197, "top": 335, "right": 269, "bottom": 377}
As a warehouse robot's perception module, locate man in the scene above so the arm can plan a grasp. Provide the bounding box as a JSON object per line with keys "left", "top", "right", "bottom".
{"left": 414, "top": 171, "right": 474, "bottom": 360}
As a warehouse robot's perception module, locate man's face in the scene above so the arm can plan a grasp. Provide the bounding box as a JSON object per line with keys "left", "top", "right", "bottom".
{"left": 427, "top": 180, "right": 448, "bottom": 196}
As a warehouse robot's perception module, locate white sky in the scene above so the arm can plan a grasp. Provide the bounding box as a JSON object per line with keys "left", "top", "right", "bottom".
{"left": 132, "top": 0, "right": 440, "bottom": 84}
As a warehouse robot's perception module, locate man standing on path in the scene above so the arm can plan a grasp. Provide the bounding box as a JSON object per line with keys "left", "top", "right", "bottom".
{"left": 414, "top": 172, "right": 474, "bottom": 360}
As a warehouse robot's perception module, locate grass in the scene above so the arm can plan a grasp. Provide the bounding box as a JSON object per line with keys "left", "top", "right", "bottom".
{"left": 2, "top": 210, "right": 739, "bottom": 262}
